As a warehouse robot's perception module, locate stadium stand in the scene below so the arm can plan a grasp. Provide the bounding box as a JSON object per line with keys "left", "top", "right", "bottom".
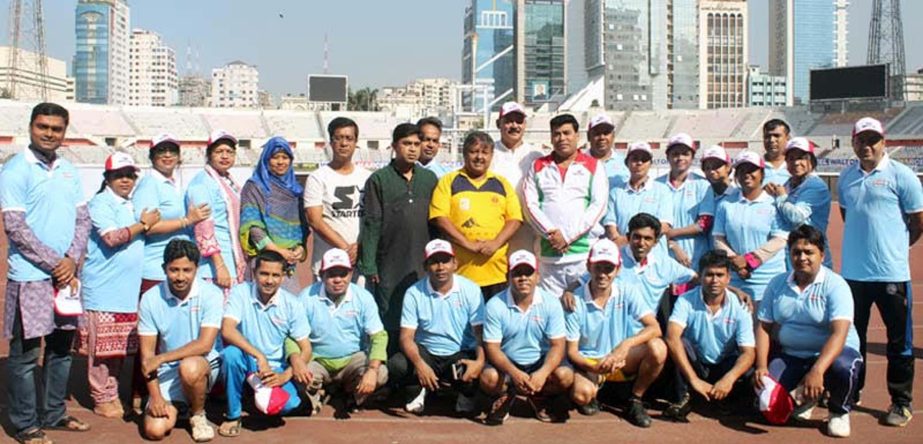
{"left": 263, "top": 111, "right": 325, "bottom": 141}
{"left": 201, "top": 111, "right": 270, "bottom": 140}
{"left": 123, "top": 107, "right": 210, "bottom": 140}
{"left": 887, "top": 104, "right": 923, "bottom": 137}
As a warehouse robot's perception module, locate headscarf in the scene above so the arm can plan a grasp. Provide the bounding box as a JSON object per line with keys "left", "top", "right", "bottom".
{"left": 249, "top": 136, "right": 303, "bottom": 197}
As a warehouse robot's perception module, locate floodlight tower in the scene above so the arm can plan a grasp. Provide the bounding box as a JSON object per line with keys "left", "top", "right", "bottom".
{"left": 6, "top": 0, "right": 48, "bottom": 100}
{"left": 868, "top": 0, "right": 906, "bottom": 100}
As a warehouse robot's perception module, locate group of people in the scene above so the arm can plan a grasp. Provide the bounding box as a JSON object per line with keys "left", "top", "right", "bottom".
{"left": 1, "top": 101, "right": 919, "bottom": 443}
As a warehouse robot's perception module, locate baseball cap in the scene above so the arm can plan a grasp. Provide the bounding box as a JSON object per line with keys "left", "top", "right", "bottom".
{"left": 498, "top": 101, "right": 527, "bottom": 120}
{"left": 208, "top": 129, "right": 238, "bottom": 148}
{"left": 150, "top": 133, "right": 179, "bottom": 150}
{"left": 754, "top": 374, "right": 794, "bottom": 425}
{"left": 702, "top": 145, "right": 731, "bottom": 164}
{"left": 626, "top": 141, "right": 653, "bottom": 157}
{"left": 666, "top": 133, "right": 695, "bottom": 152}
{"left": 104, "top": 152, "right": 140, "bottom": 172}
{"left": 785, "top": 137, "right": 817, "bottom": 154}
{"left": 508, "top": 249, "right": 538, "bottom": 273}
{"left": 320, "top": 248, "right": 351, "bottom": 272}
{"left": 734, "top": 151, "right": 765, "bottom": 169}
{"left": 247, "top": 373, "right": 291, "bottom": 416}
{"left": 589, "top": 239, "right": 621, "bottom": 267}
{"left": 588, "top": 114, "right": 615, "bottom": 133}
{"left": 852, "top": 117, "right": 885, "bottom": 138}
{"left": 424, "top": 239, "right": 455, "bottom": 260}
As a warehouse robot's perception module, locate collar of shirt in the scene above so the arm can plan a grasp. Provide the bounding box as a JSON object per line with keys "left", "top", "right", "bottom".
{"left": 660, "top": 172, "right": 699, "bottom": 191}
{"left": 621, "top": 244, "right": 655, "bottom": 272}
{"left": 625, "top": 176, "right": 652, "bottom": 193}
{"left": 164, "top": 278, "right": 201, "bottom": 307}
{"left": 149, "top": 167, "right": 177, "bottom": 186}
{"left": 860, "top": 152, "right": 892, "bottom": 177}
{"left": 24, "top": 146, "right": 61, "bottom": 170}
{"left": 736, "top": 189, "right": 774, "bottom": 204}
{"left": 320, "top": 285, "right": 353, "bottom": 311}
{"left": 250, "top": 283, "right": 280, "bottom": 310}
{"left": 504, "top": 288, "right": 545, "bottom": 313}
{"left": 581, "top": 281, "right": 621, "bottom": 311}
{"left": 700, "top": 288, "right": 730, "bottom": 319}
{"left": 105, "top": 185, "right": 133, "bottom": 206}
{"left": 786, "top": 266, "right": 828, "bottom": 295}
{"left": 426, "top": 276, "right": 461, "bottom": 300}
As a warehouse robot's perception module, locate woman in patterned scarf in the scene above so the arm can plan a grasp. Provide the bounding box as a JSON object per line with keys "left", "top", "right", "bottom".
{"left": 240, "top": 136, "right": 309, "bottom": 292}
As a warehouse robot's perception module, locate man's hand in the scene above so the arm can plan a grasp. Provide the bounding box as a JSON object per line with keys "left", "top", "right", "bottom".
{"left": 510, "top": 369, "right": 533, "bottom": 395}
{"left": 214, "top": 264, "right": 233, "bottom": 289}
{"left": 457, "top": 359, "right": 483, "bottom": 383}
{"left": 368, "top": 274, "right": 381, "bottom": 285}
{"left": 728, "top": 287, "right": 755, "bottom": 313}
{"left": 415, "top": 362, "right": 439, "bottom": 391}
{"left": 52, "top": 256, "right": 77, "bottom": 287}
{"left": 690, "top": 377, "right": 714, "bottom": 401}
{"left": 710, "top": 376, "right": 735, "bottom": 401}
{"left": 560, "top": 290, "right": 577, "bottom": 313}
{"left": 256, "top": 355, "right": 273, "bottom": 378}
{"left": 260, "top": 370, "right": 291, "bottom": 388}
{"left": 753, "top": 367, "right": 770, "bottom": 390}
{"left": 547, "top": 229, "right": 568, "bottom": 253}
{"left": 147, "top": 393, "right": 171, "bottom": 418}
{"left": 290, "top": 359, "right": 313, "bottom": 385}
{"left": 528, "top": 370, "right": 549, "bottom": 394}
{"left": 346, "top": 243, "right": 359, "bottom": 265}
{"left": 671, "top": 245, "right": 692, "bottom": 267}
{"left": 141, "top": 355, "right": 163, "bottom": 378}
{"left": 476, "top": 240, "right": 501, "bottom": 257}
{"left": 802, "top": 369, "right": 825, "bottom": 400}
{"left": 609, "top": 344, "right": 630, "bottom": 370}
{"left": 355, "top": 368, "right": 379, "bottom": 396}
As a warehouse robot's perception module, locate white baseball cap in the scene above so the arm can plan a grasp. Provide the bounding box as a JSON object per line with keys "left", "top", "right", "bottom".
{"left": 150, "top": 133, "right": 180, "bottom": 150}
{"left": 852, "top": 117, "right": 885, "bottom": 138}
{"left": 320, "top": 248, "right": 351, "bottom": 272}
{"left": 424, "top": 239, "right": 455, "bottom": 260}
{"left": 589, "top": 239, "right": 621, "bottom": 267}
{"left": 508, "top": 249, "right": 538, "bottom": 273}
{"left": 208, "top": 129, "right": 238, "bottom": 147}
{"left": 588, "top": 114, "right": 615, "bottom": 133}
{"left": 626, "top": 141, "right": 653, "bottom": 157}
{"left": 734, "top": 151, "right": 765, "bottom": 169}
{"left": 702, "top": 145, "right": 731, "bottom": 164}
{"left": 498, "top": 101, "right": 527, "bottom": 120}
{"left": 104, "top": 152, "right": 140, "bottom": 172}
{"left": 666, "top": 133, "right": 695, "bottom": 151}
{"left": 785, "top": 137, "right": 817, "bottom": 154}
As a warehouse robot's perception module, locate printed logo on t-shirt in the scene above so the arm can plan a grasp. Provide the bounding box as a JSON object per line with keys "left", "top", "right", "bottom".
{"left": 331, "top": 186, "right": 363, "bottom": 218}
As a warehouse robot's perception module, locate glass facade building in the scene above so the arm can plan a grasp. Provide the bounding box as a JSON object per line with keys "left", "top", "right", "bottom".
{"left": 668, "top": 0, "right": 699, "bottom": 109}
{"left": 769, "top": 0, "right": 842, "bottom": 104}
{"left": 523, "top": 0, "right": 565, "bottom": 105}
{"left": 462, "top": 0, "right": 516, "bottom": 111}
{"left": 74, "top": 0, "right": 129, "bottom": 105}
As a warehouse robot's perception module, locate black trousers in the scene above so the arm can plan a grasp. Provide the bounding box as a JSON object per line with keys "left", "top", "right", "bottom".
{"left": 847, "top": 280, "right": 914, "bottom": 407}
{"left": 387, "top": 345, "right": 478, "bottom": 401}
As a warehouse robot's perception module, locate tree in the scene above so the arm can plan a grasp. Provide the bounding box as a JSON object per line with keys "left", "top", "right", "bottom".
{"left": 348, "top": 87, "right": 379, "bottom": 111}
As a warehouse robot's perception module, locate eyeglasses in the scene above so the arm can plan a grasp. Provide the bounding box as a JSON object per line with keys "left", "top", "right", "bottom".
{"left": 332, "top": 135, "right": 356, "bottom": 143}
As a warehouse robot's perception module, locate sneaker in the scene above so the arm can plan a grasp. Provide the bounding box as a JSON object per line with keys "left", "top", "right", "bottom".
{"left": 625, "top": 397, "right": 652, "bottom": 428}
{"left": 189, "top": 412, "right": 215, "bottom": 442}
{"left": 882, "top": 404, "right": 913, "bottom": 427}
{"left": 485, "top": 392, "right": 515, "bottom": 426}
{"left": 528, "top": 396, "right": 553, "bottom": 423}
{"left": 793, "top": 402, "right": 817, "bottom": 422}
{"left": 663, "top": 393, "right": 691, "bottom": 422}
{"left": 455, "top": 393, "right": 478, "bottom": 414}
{"left": 577, "top": 398, "right": 600, "bottom": 416}
{"left": 827, "top": 412, "right": 850, "bottom": 438}
{"left": 404, "top": 388, "right": 427, "bottom": 415}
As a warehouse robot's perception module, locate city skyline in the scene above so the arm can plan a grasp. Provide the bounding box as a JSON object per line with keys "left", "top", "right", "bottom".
{"left": 1, "top": 0, "right": 921, "bottom": 98}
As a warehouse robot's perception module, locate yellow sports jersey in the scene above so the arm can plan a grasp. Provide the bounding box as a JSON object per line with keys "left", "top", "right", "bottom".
{"left": 429, "top": 170, "right": 522, "bottom": 286}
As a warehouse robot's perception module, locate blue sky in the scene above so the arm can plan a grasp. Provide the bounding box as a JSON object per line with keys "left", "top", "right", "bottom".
{"left": 1, "top": 0, "right": 921, "bottom": 97}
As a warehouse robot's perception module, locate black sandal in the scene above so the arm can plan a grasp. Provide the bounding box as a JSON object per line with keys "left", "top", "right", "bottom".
{"left": 45, "top": 415, "right": 90, "bottom": 432}
{"left": 15, "top": 427, "right": 52, "bottom": 444}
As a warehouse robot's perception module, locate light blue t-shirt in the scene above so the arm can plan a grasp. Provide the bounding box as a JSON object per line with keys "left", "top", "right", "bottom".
{"left": 669, "top": 288, "right": 755, "bottom": 365}
{"left": 763, "top": 163, "right": 791, "bottom": 186}
{"left": 838, "top": 156, "right": 923, "bottom": 282}
{"left": 400, "top": 275, "right": 484, "bottom": 357}
{"left": 82, "top": 189, "right": 145, "bottom": 313}
{"left": 132, "top": 169, "right": 189, "bottom": 281}
{"left": 656, "top": 173, "right": 711, "bottom": 267}
{"left": 602, "top": 152, "right": 629, "bottom": 182}
{"left": 778, "top": 174, "right": 832, "bottom": 269}
{"left": 301, "top": 282, "right": 384, "bottom": 360}
{"left": 420, "top": 160, "right": 452, "bottom": 179}
{"left": 603, "top": 177, "right": 674, "bottom": 256}
{"left": 758, "top": 267, "right": 861, "bottom": 359}
{"left": 620, "top": 245, "right": 696, "bottom": 311}
{"left": 713, "top": 191, "right": 788, "bottom": 301}
{"left": 699, "top": 185, "right": 740, "bottom": 252}
{"left": 138, "top": 279, "right": 224, "bottom": 370}
{"left": 186, "top": 170, "right": 239, "bottom": 280}
{"left": 565, "top": 280, "right": 651, "bottom": 359}
{"left": 0, "top": 149, "right": 84, "bottom": 282}
{"left": 224, "top": 282, "right": 310, "bottom": 367}
{"left": 484, "top": 288, "right": 566, "bottom": 367}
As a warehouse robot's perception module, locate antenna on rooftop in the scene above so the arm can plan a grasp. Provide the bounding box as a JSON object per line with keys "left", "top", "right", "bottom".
{"left": 6, "top": 0, "right": 48, "bottom": 100}
{"left": 323, "top": 33, "right": 329, "bottom": 74}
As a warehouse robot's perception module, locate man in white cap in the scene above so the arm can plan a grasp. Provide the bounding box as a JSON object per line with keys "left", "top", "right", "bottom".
{"left": 387, "top": 239, "right": 485, "bottom": 415}
{"left": 481, "top": 250, "right": 573, "bottom": 425}
{"left": 658, "top": 133, "right": 711, "bottom": 268}
{"left": 837, "top": 116, "right": 923, "bottom": 427}
{"left": 286, "top": 248, "right": 388, "bottom": 415}
{"left": 566, "top": 239, "right": 666, "bottom": 427}
{"left": 602, "top": 141, "right": 673, "bottom": 251}
{"left": 491, "top": 101, "right": 544, "bottom": 253}
{"left": 584, "top": 113, "right": 628, "bottom": 182}
{"left": 522, "top": 114, "right": 608, "bottom": 297}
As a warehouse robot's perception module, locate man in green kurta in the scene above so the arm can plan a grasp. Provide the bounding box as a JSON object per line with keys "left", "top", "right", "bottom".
{"left": 359, "top": 123, "right": 438, "bottom": 354}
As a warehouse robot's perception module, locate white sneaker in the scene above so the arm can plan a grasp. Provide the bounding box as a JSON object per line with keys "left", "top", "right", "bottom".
{"left": 455, "top": 393, "right": 477, "bottom": 414}
{"left": 793, "top": 404, "right": 816, "bottom": 421}
{"left": 405, "top": 388, "right": 427, "bottom": 414}
{"left": 189, "top": 412, "right": 215, "bottom": 442}
{"left": 827, "top": 412, "right": 850, "bottom": 438}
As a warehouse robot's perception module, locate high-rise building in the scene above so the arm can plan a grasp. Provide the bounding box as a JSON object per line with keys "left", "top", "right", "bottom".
{"left": 747, "top": 65, "right": 788, "bottom": 107}
{"left": 462, "top": 0, "right": 516, "bottom": 112}
{"left": 74, "top": 0, "right": 130, "bottom": 105}
{"left": 210, "top": 61, "right": 259, "bottom": 108}
{"left": 698, "top": 0, "right": 748, "bottom": 109}
{"left": 178, "top": 75, "right": 210, "bottom": 107}
{"left": 129, "top": 29, "right": 178, "bottom": 107}
{"left": 0, "top": 46, "right": 71, "bottom": 102}
{"left": 668, "top": 0, "right": 699, "bottom": 109}
{"left": 519, "top": 0, "right": 566, "bottom": 106}
{"left": 378, "top": 78, "right": 459, "bottom": 117}
{"left": 769, "top": 0, "right": 848, "bottom": 105}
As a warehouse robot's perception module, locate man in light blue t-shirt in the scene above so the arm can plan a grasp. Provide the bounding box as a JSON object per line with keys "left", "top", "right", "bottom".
{"left": 664, "top": 250, "right": 755, "bottom": 422}
{"left": 480, "top": 250, "right": 574, "bottom": 425}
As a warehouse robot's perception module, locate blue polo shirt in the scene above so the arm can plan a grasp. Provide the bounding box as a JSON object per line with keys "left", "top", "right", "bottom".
{"left": 778, "top": 175, "right": 833, "bottom": 268}
{"left": 420, "top": 160, "right": 452, "bottom": 179}
{"left": 604, "top": 177, "right": 674, "bottom": 256}
{"left": 484, "top": 288, "right": 566, "bottom": 367}
{"left": 656, "top": 173, "right": 711, "bottom": 266}
{"left": 837, "top": 155, "right": 923, "bottom": 282}
{"left": 224, "top": 282, "right": 310, "bottom": 367}
{"left": 82, "top": 188, "right": 145, "bottom": 313}
{"left": 301, "top": 282, "right": 384, "bottom": 360}
{"left": 400, "top": 275, "right": 485, "bottom": 357}
{"left": 186, "top": 170, "right": 239, "bottom": 280}
{"left": 713, "top": 191, "right": 788, "bottom": 301}
{"left": 565, "top": 280, "right": 651, "bottom": 359}
{"left": 669, "top": 288, "right": 755, "bottom": 365}
{"left": 763, "top": 163, "right": 791, "bottom": 186}
{"left": 0, "top": 148, "right": 84, "bottom": 282}
{"left": 132, "top": 169, "right": 189, "bottom": 281}
{"left": 699, "top": 185, "right": 740, "bottom": 252}
{"left": 138, "top": 279, "right": 224, "bottom": 370}
{"left": 758, "top": 267, "right": 861, "bottom": 359}
{"left": 620, "top": 245, "right": 696, "bottom": 311}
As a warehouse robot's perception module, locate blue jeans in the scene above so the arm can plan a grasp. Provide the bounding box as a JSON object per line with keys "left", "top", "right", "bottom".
{"left": 769, "top": 348, "right": 863, "bottom": 414}
{"left": 6, "top": 309, "right": 75, "bottom": 432}
{"left": 221, "top": 345, "right": 301, "bottom": 420}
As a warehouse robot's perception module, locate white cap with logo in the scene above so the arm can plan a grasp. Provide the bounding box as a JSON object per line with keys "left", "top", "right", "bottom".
{"left": 424, "top": 239, "right": 455, "bottom": 260}
{"left": 320, "top": 248, "right": 352, "bottom": 273}
{"left": 150, "top": 133, "right": 180, "bottom": 149}
{"left": 499, "top": 101, "right": 527, "bottom": 120}
{"left": 627, "top": 141, "right": 653, "bottom": 156}
{"left": 507, "top": 249, "right": 538, "bottom": 273}
{"left": 104, "top": 152, "right": 140, "bottom": 172}
{"left": 588, "top": 114, "right": 615, "bottom": 132}
{"left": 733, "top": 151, "right": 765, "bottom": 169}
{"left": 785, "top": 137, "right": 817, "bottom": 154}
{"left": 702, "top": 145, "right": 731, "bottom": 164}
{"left": 589, "top": 239, "right": 621, "bottom": 267}
{"left": 852, "top": 117, "right": 885, "bottom": 138}
{"left": 667, "top": 133, "right": 695, "bottom": 151}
